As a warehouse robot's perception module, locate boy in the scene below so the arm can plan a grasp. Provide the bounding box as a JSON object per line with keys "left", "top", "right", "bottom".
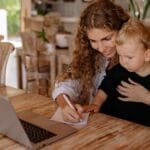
{"left": 84, "top": 19, "right": 150, "bottom": 126}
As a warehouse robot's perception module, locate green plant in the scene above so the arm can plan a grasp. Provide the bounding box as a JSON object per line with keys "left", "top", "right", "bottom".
{"left": 36, "top": 28, "right": 49, "bottom": 43}
{"left": 129, "top": 0, "right": 150, "bottom": 20}
{"left": 36, "top": 12, "right": 63, "bottom": 44}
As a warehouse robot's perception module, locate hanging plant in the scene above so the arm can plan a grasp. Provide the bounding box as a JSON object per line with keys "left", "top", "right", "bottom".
{"left": 129, "top": 0, "right": 150, "bottom": 20}
{"left": 142, "top": 0, "right": 150, "bottom": 19}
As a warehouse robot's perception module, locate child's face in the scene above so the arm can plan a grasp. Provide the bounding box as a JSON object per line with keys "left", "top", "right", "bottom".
{"left": 87, "top": 28, "right": 118, "bottom": 59}
{"left": 117, "top": 39, "right": 148, "bottom": 74}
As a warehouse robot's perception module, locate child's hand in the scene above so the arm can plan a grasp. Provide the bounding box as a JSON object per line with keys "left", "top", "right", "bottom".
{"left": 83, "top": 104, "right": 100, "bottom": 113}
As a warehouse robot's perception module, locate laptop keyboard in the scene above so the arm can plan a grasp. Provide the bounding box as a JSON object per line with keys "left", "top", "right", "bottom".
{"left": 19, "top": 119, "right": 56, "bottom": 143}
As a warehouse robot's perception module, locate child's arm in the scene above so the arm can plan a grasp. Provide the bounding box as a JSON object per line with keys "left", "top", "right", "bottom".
{"left": 83, "top": 90, "right": 108, "bottom": 113}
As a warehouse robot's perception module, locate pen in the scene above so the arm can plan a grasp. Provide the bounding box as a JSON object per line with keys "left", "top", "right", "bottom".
{"left": 62, "top": 94, "right": 82, "bottom": 122}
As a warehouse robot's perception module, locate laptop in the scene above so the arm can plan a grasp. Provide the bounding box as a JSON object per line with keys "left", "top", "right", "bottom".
{"left": 0, "top": 96, "right": 77, "bottom": 149}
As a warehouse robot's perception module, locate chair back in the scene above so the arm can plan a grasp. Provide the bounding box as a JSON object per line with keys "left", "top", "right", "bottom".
{"left": 0, "top": 42, "right": 14, "bottom": 86}
{"left": 20, "top": 31, "right": 37, "bottom": 56}
{"left": 57, "top": 34, "right": 74, "bottom": 76}
{"left": 0, "top": 35, "right": 4, "bottom": 41}
{"left": 20, "top": 31, "right": 39, "bottom": 72}
{"left": 20, "top": 31, "right": 49, "bottom": 95}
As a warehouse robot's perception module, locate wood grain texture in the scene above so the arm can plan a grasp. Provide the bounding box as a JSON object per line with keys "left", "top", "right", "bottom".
{"left": 0, "top": 88, "right": 149, "bottom": 149}
{"left": 0, "top": 86, "right": 25, "bottom": 98}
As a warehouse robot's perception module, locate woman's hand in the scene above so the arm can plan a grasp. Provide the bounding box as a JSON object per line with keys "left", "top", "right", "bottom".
{"left": 83, "top": 104, "right": 100, "bottom": 113}
{"left": 56, "top": 94, "right": 84, "bottom": 123}
{"left": 61, "top": 103, "right": 84, "bottom": 123}
{"left": 117, "top": 78, "right": 150, "bottom": 105}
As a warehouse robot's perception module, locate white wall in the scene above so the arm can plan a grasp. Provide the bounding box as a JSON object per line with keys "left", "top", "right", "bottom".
{"left": 51, "top": 0, "right": 88, "bottom": 17}
{"left": 0, "top": 9, "right": 7, "bottom": 40}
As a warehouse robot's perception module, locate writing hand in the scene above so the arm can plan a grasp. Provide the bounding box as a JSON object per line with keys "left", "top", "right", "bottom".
{"left": 62, "top": 103, "right": 83, "bottom": 123}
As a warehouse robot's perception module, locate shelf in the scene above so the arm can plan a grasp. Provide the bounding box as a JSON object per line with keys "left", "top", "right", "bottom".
{"left": 24, "top": 16, "right": 79, "bottom": 32}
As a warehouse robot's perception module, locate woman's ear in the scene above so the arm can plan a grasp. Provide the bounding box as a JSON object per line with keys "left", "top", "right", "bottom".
{"left": 144, "top": 49, "right": 150, "bottom": 61}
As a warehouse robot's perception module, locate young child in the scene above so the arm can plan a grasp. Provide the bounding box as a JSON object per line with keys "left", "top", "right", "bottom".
{"left": 84, "top": 19, "right": 150, "bottom": 126}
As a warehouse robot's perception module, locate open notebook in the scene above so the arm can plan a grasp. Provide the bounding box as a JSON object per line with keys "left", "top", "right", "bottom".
{"left": 50, "top": 107, "right": 90, "bottom": 129}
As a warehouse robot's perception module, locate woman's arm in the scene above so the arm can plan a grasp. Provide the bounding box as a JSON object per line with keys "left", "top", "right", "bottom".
{"left": 52, "top": 79, "right": 83, "bottom": 122}
{"left": 52, "top": 66, "right": 107, "bottom": 121}
{"left": 52, "top": 79, "right": 80, "bottom": 102}
{"left": 117, "top": 78, "right": 150, "bottom": 105}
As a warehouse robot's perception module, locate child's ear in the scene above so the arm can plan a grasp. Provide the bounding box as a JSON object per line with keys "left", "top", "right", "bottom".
{"left": 144, "top": 49, "right": 150, "bottom": 61}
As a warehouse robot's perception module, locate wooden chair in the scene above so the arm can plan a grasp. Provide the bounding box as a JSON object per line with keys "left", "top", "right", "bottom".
{"left": 57, "top": 35, "right": 74, "bottom": 76}
{"left": 57, "top": 54, "right": 71, "bottom": 75}
{"left": 20, "top": 31, "right": 50, "bottom": 96}
{"left": 0, "top": 35, "right": 4, "bottom": 41}
{"left": 0, "top": 42, "right": 14, "bottom": 86}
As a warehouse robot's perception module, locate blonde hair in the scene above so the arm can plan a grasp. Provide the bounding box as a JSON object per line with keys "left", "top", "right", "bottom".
{"left": 116, "top": 19, "right": 150, "bottom": 50}
{"left": 56, "top": 0, "right": 129, "bottom": 104}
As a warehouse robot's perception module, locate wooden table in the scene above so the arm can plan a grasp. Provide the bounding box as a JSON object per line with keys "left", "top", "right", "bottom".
{"left": 0, "top": 86, "right": 25, "bottom": 98}
{"left": 0, "top": 87, "right": 149, "bottom": 149}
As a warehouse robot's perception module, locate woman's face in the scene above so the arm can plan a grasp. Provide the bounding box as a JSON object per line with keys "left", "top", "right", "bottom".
{"left": 87, "top": 28, "right": 118, "bottom": 59}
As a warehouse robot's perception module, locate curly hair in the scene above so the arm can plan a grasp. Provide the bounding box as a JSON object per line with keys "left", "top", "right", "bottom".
{"left": 57, "top": 0, "right": 129, "bottom": 104}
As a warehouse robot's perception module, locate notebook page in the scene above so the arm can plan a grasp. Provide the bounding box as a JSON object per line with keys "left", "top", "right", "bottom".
{"left": 50, "top": 107, "right": 89, "bottom": 128}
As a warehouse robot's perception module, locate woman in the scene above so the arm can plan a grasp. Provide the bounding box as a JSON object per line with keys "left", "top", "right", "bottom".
{"left": 52, "top": 0, "right": 149, "bottom": 122}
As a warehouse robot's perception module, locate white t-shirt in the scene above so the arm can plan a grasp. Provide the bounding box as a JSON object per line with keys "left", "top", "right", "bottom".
{"left": 52, "top": 60, "right": 109, "bottom": 103}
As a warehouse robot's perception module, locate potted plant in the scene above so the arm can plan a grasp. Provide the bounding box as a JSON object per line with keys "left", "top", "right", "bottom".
{"left": 37, "top": 12, "right": 63, "bottom": 52}
{"left": 37, "top": 28, "right": 49, "bottom": 43}
{"left": 129, "top": 0, "right": 150, "bottom": 20}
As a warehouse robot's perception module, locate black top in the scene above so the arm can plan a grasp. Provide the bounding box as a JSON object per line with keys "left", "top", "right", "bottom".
{"left": 99, "top": 64, "right": 150, "bottom": 126}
